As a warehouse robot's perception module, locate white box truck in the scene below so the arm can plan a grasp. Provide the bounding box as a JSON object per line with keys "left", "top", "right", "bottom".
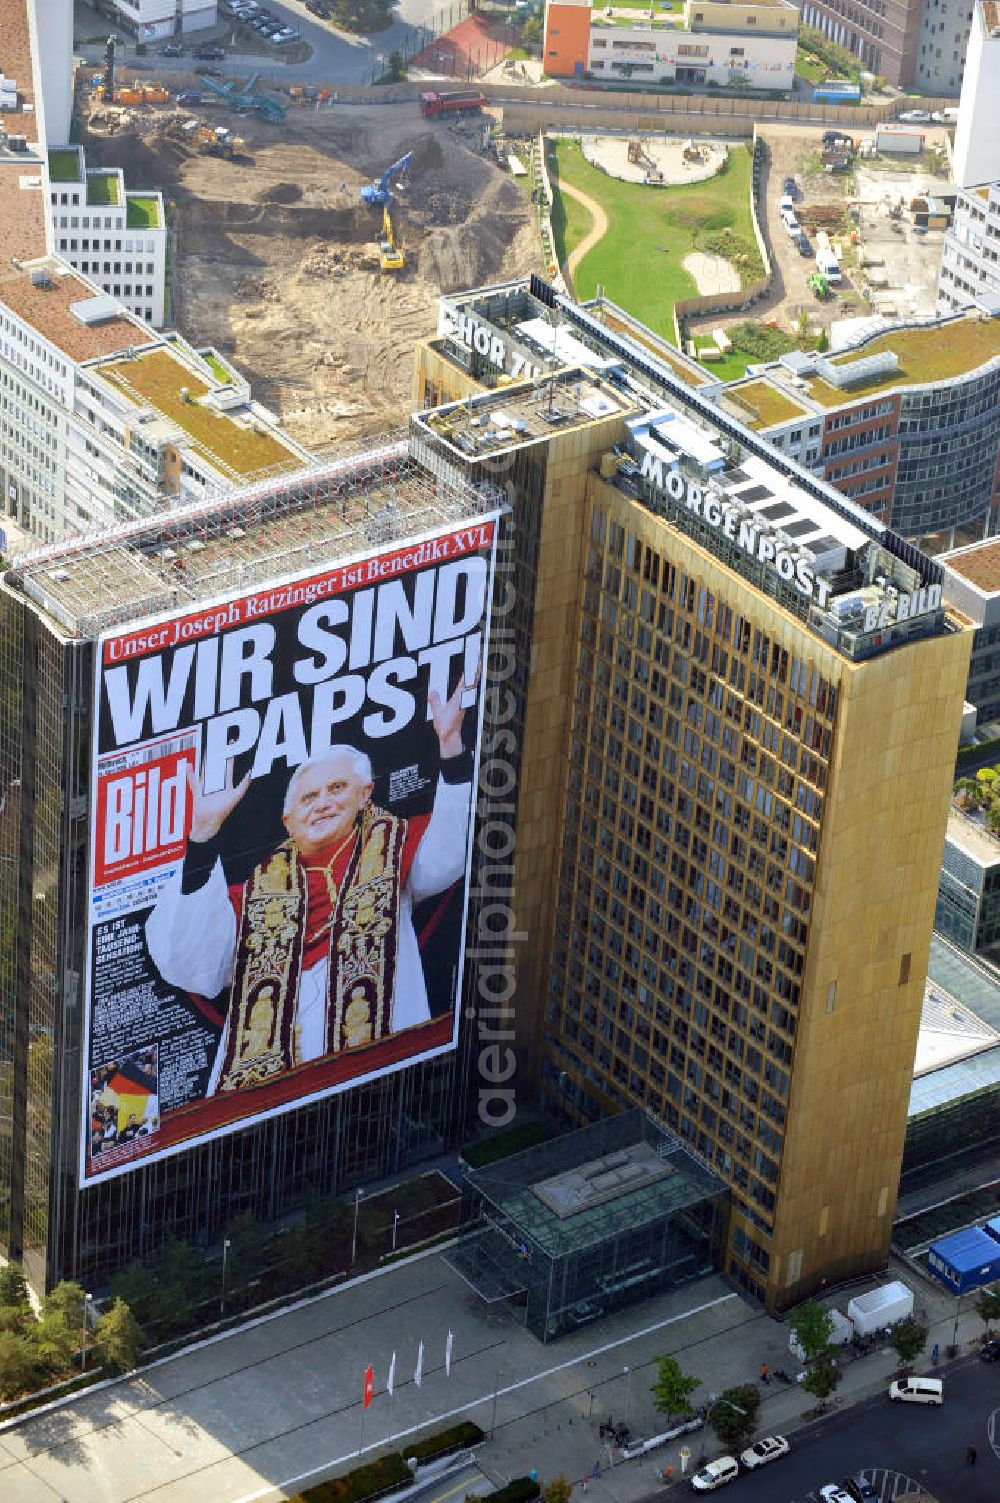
{"left": 847, "top": 1280, "right": 914, "bottom": 1337}
{"left": 815, "top": 231, "right": 842, "bottom": 284}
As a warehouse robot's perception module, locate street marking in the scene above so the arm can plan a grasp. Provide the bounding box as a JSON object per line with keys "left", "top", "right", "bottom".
{"left": 988, "top": 1405, "right": 1000, "bottom": 1460}
{"left": 224, "top": 1290, "right": 740, "bottom": 1503}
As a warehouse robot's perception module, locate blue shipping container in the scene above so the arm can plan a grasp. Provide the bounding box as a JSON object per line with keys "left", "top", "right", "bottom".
{"left": 928, "top": 1227, "right": 1000, "bottom": 1293}
{"left": 813, "top": 82, "right": 862, "bottom": 103}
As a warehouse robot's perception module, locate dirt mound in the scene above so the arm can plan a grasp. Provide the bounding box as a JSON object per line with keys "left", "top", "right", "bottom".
{"left": 257, "top": 181, "right": 303, "bottom": 205}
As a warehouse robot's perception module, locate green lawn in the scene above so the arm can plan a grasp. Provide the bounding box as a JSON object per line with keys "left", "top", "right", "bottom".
{"left": 86, "top": 172, "right": 120, "bottom": 207}
{"left": 126, "top": 196, "right": 160, "bottom": 229}
{"left": 694, "top": 348, "right": 758, "bottom": 381}
{"left": 202, "top": 350, "right": 234, "bottom": 384}
{"left": 592, "top": 0, "right": 680, "bottom": 8}
{"left": 47, "top": 148, "right": 80, "bottom": 183}
{"left": 549, "top": 139, "right": 759, "bottom": 341}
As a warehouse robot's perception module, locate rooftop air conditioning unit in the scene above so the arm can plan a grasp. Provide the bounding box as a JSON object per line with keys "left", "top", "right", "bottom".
{"left": 29, "top": 267, "right": 51, "bottom": 288}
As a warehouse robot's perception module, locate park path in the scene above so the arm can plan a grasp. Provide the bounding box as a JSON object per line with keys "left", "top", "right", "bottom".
{"left": 559, "top": 179, "right": 609, "bottom": 284}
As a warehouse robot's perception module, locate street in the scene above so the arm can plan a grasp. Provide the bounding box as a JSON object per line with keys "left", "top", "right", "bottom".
{"left": 76, "top": 0, "right": 466, "bottom": 85}
{"left": 696, "top": 1355, "right": 996, "bottom": 1503}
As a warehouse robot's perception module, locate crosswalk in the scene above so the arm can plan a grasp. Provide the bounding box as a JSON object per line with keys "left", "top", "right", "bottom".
{"left": 788, "top": 1470, "right": 935, "bottom": 1503}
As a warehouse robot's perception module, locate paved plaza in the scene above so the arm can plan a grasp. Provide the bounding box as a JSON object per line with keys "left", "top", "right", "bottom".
{"left": 0, "top": 1246, "right": 985, "bottom": 1503}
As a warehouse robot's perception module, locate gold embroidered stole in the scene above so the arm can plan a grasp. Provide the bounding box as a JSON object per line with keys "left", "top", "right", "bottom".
{"left": 217, "top": 806, "right": 407, "bottom": 1093}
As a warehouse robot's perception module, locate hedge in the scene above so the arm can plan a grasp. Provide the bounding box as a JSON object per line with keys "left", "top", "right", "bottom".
{"left": 404, "top": 1421, "right": 484, "bottom": 1462}
{"left": 292, "top": 1454, "right": 410, "bottom": 1503}
{"left": 291, "top": 1420, "right": 488, "bottom": 1503}
{"left": 489, "top": 1480, "right": 541, "bottom": 1503}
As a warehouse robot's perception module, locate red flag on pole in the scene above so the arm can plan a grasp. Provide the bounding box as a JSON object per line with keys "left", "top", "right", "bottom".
{"left": 363, "top": 1363, "right": 374, "bottom": 1409}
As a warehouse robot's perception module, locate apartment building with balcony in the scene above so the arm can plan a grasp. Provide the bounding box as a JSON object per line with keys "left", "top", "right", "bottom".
{"left": 544, "top": 0, "right": 798, "bottom": 88}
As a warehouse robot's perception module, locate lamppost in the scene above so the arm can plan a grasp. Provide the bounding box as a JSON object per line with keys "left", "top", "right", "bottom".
{"left": 623, "top": 1364, "right": 632, "bottom": 1431}
{"left": 220, "top": 1236, "right": 232, "bottom": 1320}
{"left": 80, "top": 1292, "right": 93, "bottom": 1373}
{"left": 699, "top": 1394, "right": 747, "bottom": 1463}
{"left": 351, "top": 1186, "right": 365, "bottom": 1264}
{"left": 392, "top": 1210, "right": 400, "bottom": 1252}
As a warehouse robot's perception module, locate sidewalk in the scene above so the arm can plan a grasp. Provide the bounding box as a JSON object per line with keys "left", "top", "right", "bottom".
{"left": 505, "top": 1252, "right": 982, "bottom": 1496}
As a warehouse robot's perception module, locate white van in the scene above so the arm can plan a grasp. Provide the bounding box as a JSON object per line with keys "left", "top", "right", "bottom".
{"left": 888, "top": 1376, "right": 944, "bottom": 1405}
{"left": 783, "top": 212, "right": 801, "bottom": 237}
{"left": 779, "top": 194, "right": 795, "bottom": 215}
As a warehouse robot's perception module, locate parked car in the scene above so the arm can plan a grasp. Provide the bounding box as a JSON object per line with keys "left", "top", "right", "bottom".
{"left": 844, "top": 1480, "right": 878, "bottom": 1503}
{"left": 980, "top": 1335, "right": 1000, "bottom": 1361}
{"left": 783, "top": 175, "right": 798, "bottom": 195}
{"left": 739, "top": 1435, "right": 789, "bottom": 1469}
{"left": 159, "top": 42, "right": 185, "bottom": 56}
{"left": 797, "top": 233, "right": 812, "bottom": 256}
{"left": 899, "top": 108, "right": 931, "bottom": 123}
{"left": 888, "top": 1376, "right": 944, "bottom": 1404}
{"left": 195, "top": 45, "right": 225, "bottom": 59}
{"left": 691, "top": 1456, "right": 739, "bottom": 1492}
{"left": 194, "top": 65, "right": 223, "bottom": 76}
{"left": 819, "top": 1488, "right": 854, "bottom": 1503}
{"left": 273, "top": 28, "right": 300, "bottom": 41}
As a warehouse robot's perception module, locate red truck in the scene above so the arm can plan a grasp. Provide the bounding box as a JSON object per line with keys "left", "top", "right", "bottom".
{"left": 419, "top": 89, "right": 486, "bottom": 118}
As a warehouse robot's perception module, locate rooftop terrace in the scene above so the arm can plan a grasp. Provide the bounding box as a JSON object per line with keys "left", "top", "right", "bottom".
{"left": 802, "top": 317, "right": 1000, "bottom": 405}
{"left": 0, "top": 0, "right": 35, "bottom": 131}
{"left": 417, "top": 369, "right": 635, "bottom": 459}
{"left": 99, "top": 347, "right": 301, "bottom": 481}
{"left": 0, "top": 262, "right": 153, "bottom": 364}
{"left": 0, "top": 160, "right": 48, "bottom": 265}
{"left": 726, "top": 377, "right": 810, "bottom": 429}
{"left": 86, "top": 171, "right": 121, "bottom": 208}
{"left": 125, "top": 195, "right": 162, "bottom": 230}
{"left": 47, "top": 148, "right": 81, "bottom": 184}
{"left": 943, "top": 536, "right": 1000, "bottom": 594}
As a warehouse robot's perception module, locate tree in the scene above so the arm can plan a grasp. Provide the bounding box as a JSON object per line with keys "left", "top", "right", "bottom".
{"left": 0, "top": 1263, "right": 31, "bottom": 1312}
{"left": 30, "top": 1311, "right": 75, "bottom": 1378}
{"left": 814, "top": 327, "right": 829, "bottom": 353}
{"left": 709, "top": 1383, "right": 759, "bottom": 1451}
{"left": 386, "top": 48, "right": 407, "bottom": 82}
{"left": 789, "top": 1300, "right": 835, "bottom": 1362}
{"left": 976, "top": 1283, "right": 1000, "bottom": 1331}
{"left": 0, "top": 1330, "right": 38, "bottom": 1400}
{"left": 890, "top": 1318, "right": 928, "bottom": 1370}
{"left": 650, "top": 1354, "right": 700, "bottom": 1422}
{"left": 95, "top": 1298, "right": 145, "bottom": 1375}
{"left": 542, "top": 1478, "right": 572, "bottom": 1503}
{"left": 801, "top": 1349, "right": 841, "bottom": 1410}
{"left": 43, "top": 1280, "right": 87, "bottom": 1328}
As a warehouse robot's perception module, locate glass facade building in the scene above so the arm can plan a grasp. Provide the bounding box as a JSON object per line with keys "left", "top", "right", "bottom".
{"left": 451, "top": 1109, "right": 727, "bottom": 1341}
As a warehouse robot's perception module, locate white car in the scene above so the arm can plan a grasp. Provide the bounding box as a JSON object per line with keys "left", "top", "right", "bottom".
{"left": 819, "top": 1488, "right": 854, "bottom": 1503}
{"left": 740, "top": 1435, "right": 790, "bottom": 1469}
{"left": 691, "top": 1456, "right": 739, "bottom": 1492}
{"left": 898, "top": 109, "right": 930, "bottom": 123}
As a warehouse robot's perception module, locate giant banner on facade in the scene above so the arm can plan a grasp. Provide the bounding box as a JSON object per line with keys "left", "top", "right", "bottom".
{"left": 82, "top": 517, "right": 498, "bottom": 1183}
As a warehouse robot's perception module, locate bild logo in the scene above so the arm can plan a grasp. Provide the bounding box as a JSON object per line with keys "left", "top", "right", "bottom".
{"left": 96, "top": 749, "right": 194, "bottom": 885}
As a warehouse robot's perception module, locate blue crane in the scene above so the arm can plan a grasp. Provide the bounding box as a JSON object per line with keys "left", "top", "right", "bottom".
{"left": 360, "top": 153, "right": 413, "bottom": 208}
{"left": 199, "top": 72, "right": 286, "bottom": 123}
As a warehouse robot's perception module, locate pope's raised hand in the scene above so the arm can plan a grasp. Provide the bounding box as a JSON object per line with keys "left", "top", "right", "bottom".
{"left": 186, "top": 758, "right": 250, "bottom": 844}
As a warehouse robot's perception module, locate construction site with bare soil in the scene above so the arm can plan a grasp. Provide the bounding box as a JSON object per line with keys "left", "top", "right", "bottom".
{"left": 80, "top": 99, "right": 539, "bottom": 448}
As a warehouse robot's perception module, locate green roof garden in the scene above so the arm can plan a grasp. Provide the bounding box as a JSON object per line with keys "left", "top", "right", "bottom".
{"left": 87, "top": 172, "right": 121, "bottom": 207}
{"left": 101, "top": 348, "right": 299, "bottom": 480}
{"left": 803, "top": 317, "right": 1000, "bottom": 405}
{"left": 126, "top": 195, "right": 161, "bottom": 229}
{"left": 728, "top": 378, "right": 810, "bottom": 429}
{"left": 47, "top": 148, "right": 81, "bottom": 183}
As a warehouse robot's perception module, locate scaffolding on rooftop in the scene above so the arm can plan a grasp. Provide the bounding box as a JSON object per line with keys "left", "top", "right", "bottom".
{"left": 11, "top": 434, "right": 503, "bottom": 641}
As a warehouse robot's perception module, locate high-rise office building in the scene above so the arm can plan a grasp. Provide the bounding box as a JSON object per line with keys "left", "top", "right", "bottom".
{"left": 413, "top": 277, "right": 970, "bottom": 1309}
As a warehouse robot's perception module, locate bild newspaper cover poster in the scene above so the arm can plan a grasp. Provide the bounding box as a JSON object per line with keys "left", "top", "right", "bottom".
{"left": 83, "top": 516, "right": 498, "bottom": 1183}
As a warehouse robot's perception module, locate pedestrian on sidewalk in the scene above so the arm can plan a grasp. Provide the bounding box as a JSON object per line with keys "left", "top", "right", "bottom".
{"left": 760, "top": 1363, "right": 770, "bottom": 1385}
{"left": 967, "top": 1443, "right": 978, "bottom": 1465}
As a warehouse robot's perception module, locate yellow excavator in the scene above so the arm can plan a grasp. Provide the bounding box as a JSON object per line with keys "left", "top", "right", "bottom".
{"left": 377, "top": 205, "right": 404, "bottom": 272}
